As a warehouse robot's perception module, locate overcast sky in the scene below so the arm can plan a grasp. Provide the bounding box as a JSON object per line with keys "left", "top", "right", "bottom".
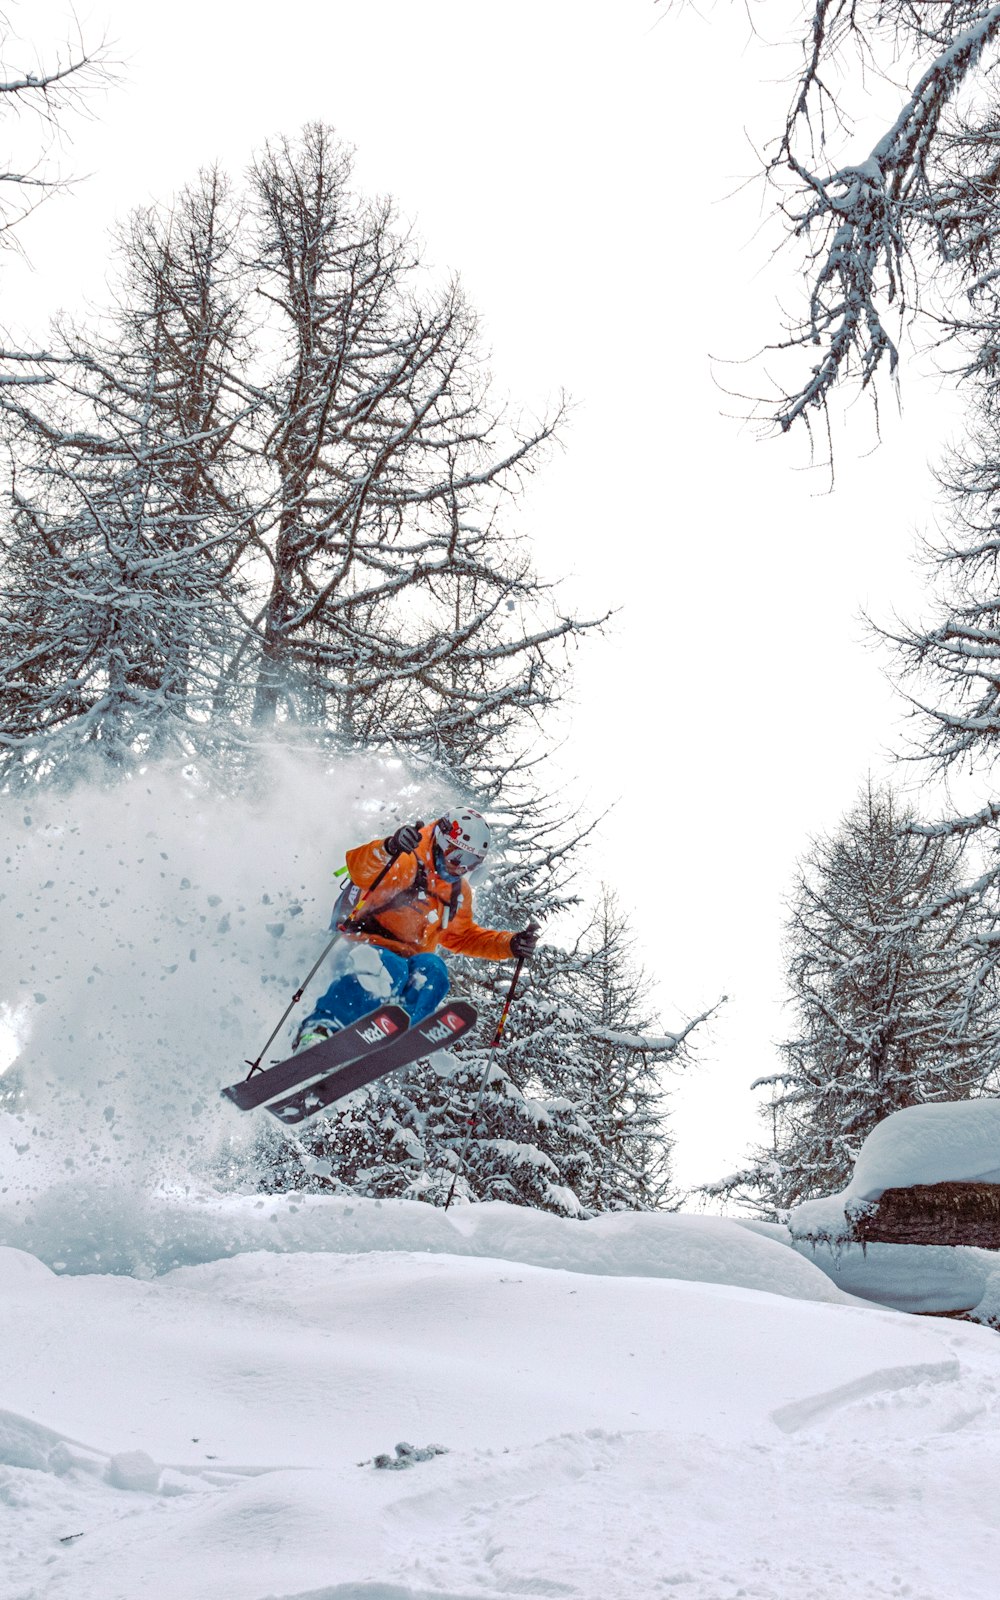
{"left": 4, "top": 0, "right": 971, "bottom": 1193}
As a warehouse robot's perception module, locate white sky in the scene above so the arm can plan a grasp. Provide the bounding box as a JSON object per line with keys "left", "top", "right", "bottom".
{"left": 3, "top": 0, "right": 973, "bottom": 1194}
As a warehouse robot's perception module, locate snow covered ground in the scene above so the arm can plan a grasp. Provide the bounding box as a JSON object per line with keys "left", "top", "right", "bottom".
{"left": 2, "top": 1188, "right": 1000, "bottom": 1600}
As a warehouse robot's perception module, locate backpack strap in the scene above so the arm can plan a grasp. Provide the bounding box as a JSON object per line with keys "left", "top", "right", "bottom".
{"left": 441, "top": 878, "right": 460, "bottom": 930}
{"left": 336, "top": 856, "right": 431, "bottom": 940}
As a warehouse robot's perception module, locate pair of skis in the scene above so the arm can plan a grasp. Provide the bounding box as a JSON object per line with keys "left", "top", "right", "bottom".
{"left": 221, "top": 1000, "right": 478, "bottom": 1125}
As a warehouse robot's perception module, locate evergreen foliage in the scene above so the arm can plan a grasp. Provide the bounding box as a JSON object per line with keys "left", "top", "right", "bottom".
{"left": 872, "top": 389, "right": 1000, "bottom": 1089}
{"left": 562, "top": 888, "right": 679, "bottom": 1211}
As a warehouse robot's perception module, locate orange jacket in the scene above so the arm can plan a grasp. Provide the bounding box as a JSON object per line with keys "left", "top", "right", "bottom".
{"left": 342, "top": 823, "right": 514, "bottom": 961}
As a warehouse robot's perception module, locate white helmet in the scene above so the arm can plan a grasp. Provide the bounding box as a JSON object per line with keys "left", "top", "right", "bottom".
{"left": 434, "top": 807, "right": 491, "bottom": 875}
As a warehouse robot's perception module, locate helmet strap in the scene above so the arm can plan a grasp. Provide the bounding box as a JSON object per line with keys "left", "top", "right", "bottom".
{"left": 432, "top": 837, "right": 463, "bottom": 882}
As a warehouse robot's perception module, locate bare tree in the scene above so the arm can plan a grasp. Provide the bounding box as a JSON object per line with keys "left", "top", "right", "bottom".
{"left": 0, "top": 124, "right": 600, "bottom": 784}
{"left": 0, "top": 172, "right": 255, "bottom": 775}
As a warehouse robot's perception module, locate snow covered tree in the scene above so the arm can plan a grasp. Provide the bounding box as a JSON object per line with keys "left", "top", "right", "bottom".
{"left": 855, "top": 377, "right": 1000, "bottom": 1081}
{"left": 733, "top": 4, "right": 1000, "bottom": 1143}
{"left": 0, "top": 125, "right": 595, "bottom": 786}
{"left": 243, "top": 124, "right": 581, "bottom": 764}
{"left": 0, "top": 114, "right": 713, "bottom": 1217}
{"left": 258, "top": 1041, "right": 601, "bottom": 1215}
{"left": 412, "top": 809, "right": 705, "bottom": 1213}
{"left": 559, "top": 886, "right": 679, "bottom": 1211}
{"left": 716, "top": 782, "right": 997, "bottom": 1216}
{"left": 263, "top": 847, "right": 708, "bottom": 1216}
{"left": 0, "top": 171, "right": 256, "bottom": 777}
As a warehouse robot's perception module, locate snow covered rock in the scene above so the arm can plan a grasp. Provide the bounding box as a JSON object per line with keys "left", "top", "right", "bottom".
{"left": 371, "top": 1440, "right": 448, "bottom": 1469}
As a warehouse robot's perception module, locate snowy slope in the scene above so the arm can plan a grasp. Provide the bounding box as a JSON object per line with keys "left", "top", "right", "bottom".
{"left": 0, "top": 1112, "right": 855, "bottom": 1295}
{"left": 3, "top": 1201, "right": 1000, "bottom": 1600}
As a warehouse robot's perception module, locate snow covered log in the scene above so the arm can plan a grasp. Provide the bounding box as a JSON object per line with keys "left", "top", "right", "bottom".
{"left": 788, "top": 1101, "right": 1000, "bottom": 1253}
{"left": 850, "top": 1183, "right": 1000, "bottom": 1251}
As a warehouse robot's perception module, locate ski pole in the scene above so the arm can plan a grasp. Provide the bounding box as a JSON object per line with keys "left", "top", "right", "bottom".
{"left": 243, "top": 847, "right": 407, "bottom": 1078}
{"left": 443, "top": 954, "right": 526, "bottom": 1212}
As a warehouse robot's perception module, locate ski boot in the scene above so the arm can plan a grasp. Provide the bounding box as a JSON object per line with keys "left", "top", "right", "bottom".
{"left": 292, "top": 1018, "right": 338, "bottom": 1053}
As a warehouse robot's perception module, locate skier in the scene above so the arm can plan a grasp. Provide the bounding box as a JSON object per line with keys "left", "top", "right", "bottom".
{"left": 293, "top": 808, "right": 539, "bottom": 1050}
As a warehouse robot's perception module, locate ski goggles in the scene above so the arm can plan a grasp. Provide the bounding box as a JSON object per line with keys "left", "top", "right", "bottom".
{"left": 438, "top": 838, "right": 485, "bottom": 875}
{"left": 441, "top": 838, "right": 483, "bottom": 876}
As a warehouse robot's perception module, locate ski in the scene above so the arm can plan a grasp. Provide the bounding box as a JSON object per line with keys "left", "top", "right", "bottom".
{"left": 265, "top": 1000, "right": 478, "bottom": 1125}
{"left": 221, "top": 1004, "right": 411, "bottom": 1112}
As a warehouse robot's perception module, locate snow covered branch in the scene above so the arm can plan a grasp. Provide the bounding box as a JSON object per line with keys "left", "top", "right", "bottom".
{"left": 756, "top": 3, "right": 1000, "bottom": 436}
{"left": 0, "top": 9, "right": 115, "bottom": 245}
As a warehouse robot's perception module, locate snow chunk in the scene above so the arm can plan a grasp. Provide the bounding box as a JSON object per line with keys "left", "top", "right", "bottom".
{"left": 0, "top": 1408, "right": 66, "bottom": 1471}
{"left": 107, "top": 1449, "right": 162, "bottom": 1492}
{"left": 0, "top": 1244, "right": 55, "bottom": 1287}
{"left": 0, "top": 1408, "right": 104, "bottom": 1476}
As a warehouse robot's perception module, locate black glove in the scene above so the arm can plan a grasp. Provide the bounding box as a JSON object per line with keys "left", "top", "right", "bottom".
{"left": 384, "top": 821, "right": 423, "bottom": 858}
{"left": 510, "top": 921, "right": 540, "bottom": 959}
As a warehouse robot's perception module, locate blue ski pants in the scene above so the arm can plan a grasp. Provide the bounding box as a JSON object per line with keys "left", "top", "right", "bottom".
{"left": 304, "top": 939, "right": 450, "bottom": 1032}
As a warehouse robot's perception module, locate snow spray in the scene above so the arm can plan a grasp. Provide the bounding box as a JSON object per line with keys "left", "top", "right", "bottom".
{"left": 0, "top": 746, "right": 450, "bottom": 1272}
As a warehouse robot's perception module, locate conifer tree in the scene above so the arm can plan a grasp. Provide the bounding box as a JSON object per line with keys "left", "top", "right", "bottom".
{"left": 563, "top": 887, "right": 678, "bottom": 1211}
{"left": 243, "top": 124, "right": 580, "bottom": 755}
{"left": 883, "top": 393, "right": 1000, "bottom": 1074}
{"left": 715, "top": 783, "right": 997, "bottom": 1216}
{"left": 0, "top": 171, "right": 253, "bottom": 777}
